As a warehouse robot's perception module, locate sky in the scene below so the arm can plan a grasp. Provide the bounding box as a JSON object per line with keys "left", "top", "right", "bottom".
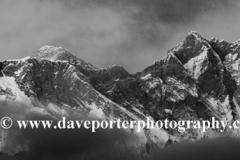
{"left": 0, "top": 0, "right": 240, "bottom": 72}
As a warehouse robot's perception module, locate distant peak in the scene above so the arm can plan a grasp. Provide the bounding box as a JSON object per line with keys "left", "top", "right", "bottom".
{"left": 106, "top": 64, "right": 128, "bottom": 73}
{"left": 210, "top": 37, "right": 220, "bottom": 44}
{"left": 210, "top": 37, "right": 233, "bottom": 47}
{"left": 33, "top": 45, "right": 97, "bottom": 70}
{"left": 188, "top": 30, "right": 201, "bottom": 36}
{"left": 37, "top": 45, "right": 69, "bottom": 55}
{"left": 109, "top": 64, "right": 124, "bottom": 69}
{"left": 35, "top": 45, "right": 74, "bottom": 61}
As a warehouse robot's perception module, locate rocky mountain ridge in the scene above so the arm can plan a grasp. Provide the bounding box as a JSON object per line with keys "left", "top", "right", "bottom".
{"left": 1, "top": 31, "right": 240, "bottom": 157}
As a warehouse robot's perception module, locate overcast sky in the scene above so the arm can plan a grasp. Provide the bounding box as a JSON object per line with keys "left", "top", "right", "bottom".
{"left": 0, "top": 0, "right": 240, "bottom": 72}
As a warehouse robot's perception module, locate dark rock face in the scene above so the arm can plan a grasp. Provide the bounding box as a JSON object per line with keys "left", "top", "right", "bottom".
{"left": 86, "top": 31, "right": 240, "bottom": 139}
{"left": 173, "top": 32, "right": 206, "bottom": 64}
{"left": 0, "top": 58, "right": 137, "bottom": 120}
{"left": 1, "top": 31, "right": 240, "bottom": 155}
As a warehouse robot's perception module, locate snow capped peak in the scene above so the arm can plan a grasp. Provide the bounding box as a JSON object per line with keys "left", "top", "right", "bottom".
{"left": 184, "top": 30, "right": 203, "bottom": 44}
{"left": 188, "top": 30, "right": 201, "bottom": 36}
{"left": 37, "top": 45, "right": 67, "bottom": 55}
{"left": 36, "top": 45, "right": 73, "bottom": 61}
{"left": 34, "top": 45, "right": 97, "bottom": 70}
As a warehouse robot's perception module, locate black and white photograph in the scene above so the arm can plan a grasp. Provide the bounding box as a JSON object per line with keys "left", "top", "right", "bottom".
{"left": 1, "top": 0, "right": 240, "bottom": 160}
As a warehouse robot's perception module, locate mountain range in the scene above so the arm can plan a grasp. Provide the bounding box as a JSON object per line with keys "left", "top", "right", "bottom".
{"left": 1, "top": 31, "right": 240, "bottom": 158}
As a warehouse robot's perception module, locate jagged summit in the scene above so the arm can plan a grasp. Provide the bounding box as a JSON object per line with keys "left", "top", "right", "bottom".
{"left": 173, "top": 31, "right": 204, "bottom": 51}
{"left": 188, "top": 30, "right": 202, "bottom": 36}
{"left": 184, "top": 30, "right": 203, "bottom": 45}
{"left": 168, "top": 31, "right": 210, "bottom": 66}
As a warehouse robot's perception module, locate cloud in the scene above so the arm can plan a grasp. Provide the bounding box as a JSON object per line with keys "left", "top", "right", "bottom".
{"left": 0, "top": 0, "right": 239, "bottom": 73}
{"left": 5, "top": 117, "right": 240, "bottom": 160}
{"left": 1, "top": 95, "right": 240, "bottom": 160}
{"left": 11, "top": 115, "right": 136, "bottom": 160}
{"left": 0, "top": 103, "right": 137, "bottom": 160}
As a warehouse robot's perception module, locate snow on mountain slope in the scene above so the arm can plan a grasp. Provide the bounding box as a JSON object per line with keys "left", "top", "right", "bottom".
{"left": 183, "top": 48, "right": 208, "bottom": 79}
{"left": 2, "top": 31, "right": 240, "bottom": 157}
{"left": 0, "top": 54, "right": 169, "bottom": 156}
